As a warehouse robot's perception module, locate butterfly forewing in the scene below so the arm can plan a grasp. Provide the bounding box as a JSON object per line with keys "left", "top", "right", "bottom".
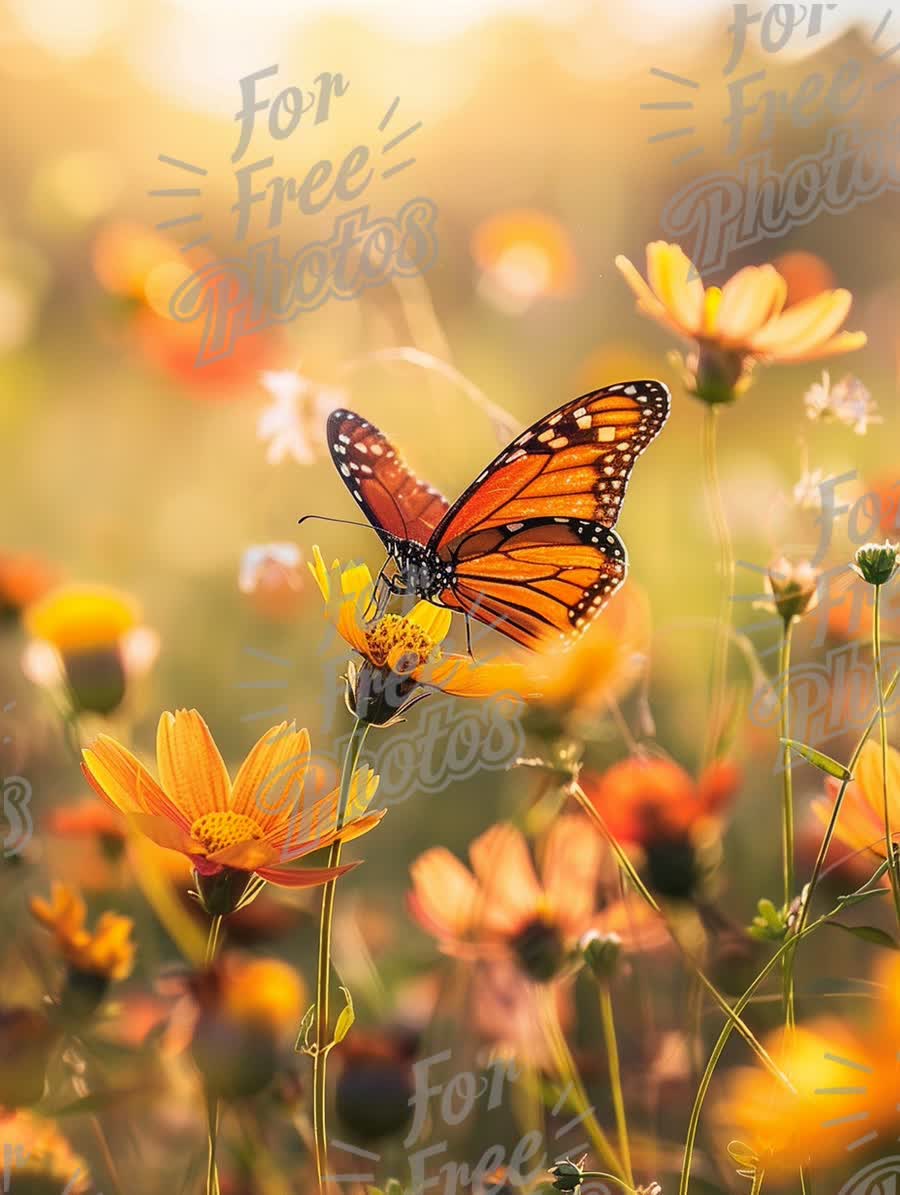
{"left": 327, "top": 409, "right": 450, "bottom": 547}
{"left": 432, "top": 381, "right": 670, "bottom": 549}
{"left": 441, "top": 518, "right": 627, "bottom": 651}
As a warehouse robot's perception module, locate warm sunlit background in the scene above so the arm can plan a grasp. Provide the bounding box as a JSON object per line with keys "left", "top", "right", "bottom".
{"left": 2, "top": 1, "right": 899, "bottom": 1192}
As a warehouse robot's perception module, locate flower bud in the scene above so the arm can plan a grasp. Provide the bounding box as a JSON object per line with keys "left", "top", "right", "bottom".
{"left": 852, "top": 541, "right": 899, "bottom": 587}
{"left": 766, "top": 557, "right": 821, "bottom": 624}
{"left": 550, "top": 1160, "right": 584, "bottom": 1191}
{"left": 580, "top": 930, "right": 622, "bottom": 981}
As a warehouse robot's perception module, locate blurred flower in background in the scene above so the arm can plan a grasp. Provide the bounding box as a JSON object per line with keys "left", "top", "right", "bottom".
{"left": 812, "top": 738, "right": 900, "bottom": 862}
{"left": 0, "top": 551, "right": 59, "bottom": 622}
{"left": 804, "top": 372, "right": 881, "bottom": 434}
{"left": 257, "top": 370, "right": 345, "bottom": 465}
{"left": 472, "top": 209, "right": 577, "bottom": 314}
{"left": 30, "top": 882, "right": 136, "bottom": 982}
{"left": 238, "top": 543, "right": 305, "bottom": 621}
{"left": 0, "top": 1110, "right": 92, "bottom": 1194}
{"left": 22, "top": 583, "right": 159, "bottom": 716}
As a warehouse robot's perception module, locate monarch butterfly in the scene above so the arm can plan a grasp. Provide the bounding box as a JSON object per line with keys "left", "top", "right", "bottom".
{"left": 326, "top": 380, "right": 670, "bottom": 651}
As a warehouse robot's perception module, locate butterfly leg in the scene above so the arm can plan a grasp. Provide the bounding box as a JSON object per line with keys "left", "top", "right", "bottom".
{"left": 465, "top": 614, "right": 478, "bottom": 662}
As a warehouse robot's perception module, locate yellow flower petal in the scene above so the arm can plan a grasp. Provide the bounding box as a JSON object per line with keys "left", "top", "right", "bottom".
{"left": 405, "top": 601, "right": 452, "bottom": 645}
{"left": 25, "top": 584, "right": 140, "bottom": 653}
{"left": 717, "top": 265, "right": 787, "bottom": 341}
{"left": 82, "top": 737, "right": 185, "bottom": 827}
{"left": 748, "top": 289, "right": 856, "bottom": 359}
{"left": 156, "top": 709, "right": 231, "bottom": 823}
{"left": 646, "top": 241, "right": 704, "bottom": 336}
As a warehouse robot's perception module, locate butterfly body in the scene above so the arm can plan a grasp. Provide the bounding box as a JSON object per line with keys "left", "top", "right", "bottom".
{"left": 326, "top": 381, "right": 670, "bottom": 651}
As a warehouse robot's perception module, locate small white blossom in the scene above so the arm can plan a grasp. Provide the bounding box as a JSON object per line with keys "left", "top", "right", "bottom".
{"left": 793, "top": 467, "right": 827, "bottom": 511}
{"left": 804, "top": 371, "right": 881, "bottom": 435}
{"left": 256, "top": 370, "right": 345, "bottom": 466}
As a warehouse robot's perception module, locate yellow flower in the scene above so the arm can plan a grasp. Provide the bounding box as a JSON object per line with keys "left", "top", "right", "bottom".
{"left": 309, "top": 547, "right": 531, "bottom": 718}
{"left": 812, "top": 738, "right": 900, "bottom": 859}
{"left": 23, "top": 583, "right": 158, "bottom": 716}
{"left": 81, "top": 708, "right": 382, "bottom": 913}
{"left": 713, "top": 1019, "right": 892, "bottom": 1180}
{"left": 218, "top": 956, "right": 305, "bottom": 1035}
{"left": 30, "top": 883, "right": 135, "bottom": 981}
{"left": 616, "top": 241, "right": 866, "bottom": 403}
{"left": 0, "top": 1110, "right": 92, "bottom": 1193}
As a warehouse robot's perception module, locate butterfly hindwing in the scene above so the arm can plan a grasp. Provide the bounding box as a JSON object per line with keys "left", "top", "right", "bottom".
{"left": 439, "top": 517, "right": 627, "bottom": 651}
{"left": 327, "top": 409, "right": 450, "bottom": 547}
{"left": 432, "top": 381, "right": 670, "bottom": 549}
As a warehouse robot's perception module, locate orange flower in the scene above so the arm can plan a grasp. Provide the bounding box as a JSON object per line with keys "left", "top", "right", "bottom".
{"left": 80, "top": 709, "right": 382, "bottom": 913}
{"left": 409, "top": 817, "right": 663, "bottom": 982}
{"left": 772, "top": 250, "right": 836, "bottom": 306}
{"left": 0, "top": 551, "right": 59, "bottom": 619}
{"left": 472, "top": 209, "right": 576, "bottom": 312}
{"left": 46, "top": 799, "right": 126, "bottom": 846}
{"left": 616, "top": 241, "right": 866, "bottom": 403}
{"left": 525, "top": 581, "right": 650, "bottom": 725}
{"left": 811, "top": 738, "right": 900, "bottom": 860}
{"left": 30, "top": 883, "right": 135, "bottom": 981}
{"left": 581, "top": 755, "right": 739, "bottom": 847}
{"left": 239, "top": 543, "right": 305, "bottom": 621}
{"left": 713, "top": 1018, "right": 892, "bottom": 1181}
{"left": 0, "top": 1111, "right": 91, "bottom": 1193}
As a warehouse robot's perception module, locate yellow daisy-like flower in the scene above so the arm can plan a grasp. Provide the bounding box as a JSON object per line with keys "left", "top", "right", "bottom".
{"left": 0, "top": 1110, "right": 92, "bottom": 1194}
{"left": 23, "top": 583, "right": 159, "bottom": 716}
{"left": 80, "top": 709, "right": 382, "bottom": 913}
{"left": 30, "top": 883, "right": 135, "bottom": 981}
{"left": 309, "top": 547, "right": 531, "bottom": 716}
{"left": 616, "top": 241, "right": 866, "bottom": 403}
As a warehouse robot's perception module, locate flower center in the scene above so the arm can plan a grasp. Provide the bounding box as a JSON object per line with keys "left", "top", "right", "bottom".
{"left": 364, "top": 614, "right": 439, "bottom": 673}
{"left": 191, "top": 811, "right": 263, "bottom": 855}
{"left": 510, "top": 915, "right": 565, "bottom": 983}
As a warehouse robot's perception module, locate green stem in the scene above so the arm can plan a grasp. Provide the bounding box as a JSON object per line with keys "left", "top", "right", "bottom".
{"left": 874, "top": 588, "right": 900, "bottom": 925}
{"left": 205, "top": 914, "right": 223, "bottom": 1195}
{"left": 701, "top": 404, "right": 735, "bottom": 768}
{"left": 779, "top": 619, "right": 796, "bottom": 1031}
{"left": 678, "top": 669, "right": 900, "bottom": 1195}
{"left": 311, "top": 717, "right": 370, "bottom": 1195}
{"left": 599, "top": 984, "right": 633, "bottom": 1189}
{"left": 749, "top": 1166, "right": 766, "bottom": 1195}
{"left": 539, "top": 987, "right": 625, "bottom": 1181}
{"left": 568, "top": 780, "right": 794, "bottom": 1092}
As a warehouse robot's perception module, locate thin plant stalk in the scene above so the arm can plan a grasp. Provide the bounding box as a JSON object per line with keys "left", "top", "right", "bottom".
{"left": 567, "top": 779, "right": 793, "bottom": 1091}
{"left": 599, "top": 983, "right": 634, "bottom": 1189}
{"left": 749, "top": 1167, "right": 766, "bottom": 1195}
{"left": 538, "top": 986, "right": 625, "bottom": 1181}
{"left": 873, "top": 587, "right": 900, "bottom": 924}
{"left": 779, "top": 618, "right": 796, "bottom": 1030}
{"left": 701, "top": 404, "right": 735, "bottom": 768}
{"left": 680, "top": 667, "right": 900, "bottom": 1195}
{"left": 311, "top": 717, "right": 370, "bottom": 1195}
{"left": 204, "top": 914, "right": 224, "bottom": 1195}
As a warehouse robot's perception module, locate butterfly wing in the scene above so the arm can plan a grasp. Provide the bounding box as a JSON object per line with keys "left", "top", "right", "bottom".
{"left": 431, "top": 380, "right": 670, "bottom": 547}
{"left": 441, "top": 517, "right": 627, "bottom": 650}
{"left": 327, "top": 409, "right": 450, "bottom": 547}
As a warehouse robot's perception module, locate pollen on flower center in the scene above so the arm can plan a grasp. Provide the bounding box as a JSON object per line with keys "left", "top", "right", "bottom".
{"left": 191, "top": 811, "right": 263, "bottom": 855}
{"left": 364, "top": 614, "right": 439, "bottom": 672}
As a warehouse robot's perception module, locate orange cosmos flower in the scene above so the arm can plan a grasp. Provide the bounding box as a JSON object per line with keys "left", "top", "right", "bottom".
{"left": 80, "top": 709, "right": 382, "bottom": 914}
{"left": 582, "top": 755, "right": 739, "bottom": 847}
{"left": 30, "top": 883, "right": 135, "bottom": 982}
{"left": 811, "top": 738, "right": 900, "bottom": 861}
{"left": 713, "top": 1018, "right": 892, "bottom": 1182}
{"left": 616, "top": 241, "right": 866, "bottom": 403}
{"left": 409, "top": 816, "right": 664, "bottom": 982}
{"left": 0, "top": 1111, "right": 91, "bottom": 1193}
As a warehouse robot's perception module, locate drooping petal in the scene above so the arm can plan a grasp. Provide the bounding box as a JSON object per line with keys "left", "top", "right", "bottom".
{"left": 257, "top": 860, "right": 360, "bottom": 888}
{"left": 156, "top": 709, "right": 231, "bottom": 822}
{"left": 230, "top": 722, "right": 311, "bottom": 833}
{"left": 789, "top": 329, "right": 867, "bottom": 361}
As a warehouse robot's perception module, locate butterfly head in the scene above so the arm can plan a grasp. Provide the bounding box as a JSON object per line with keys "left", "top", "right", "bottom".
{"left": 387, "top": 539, "right": 452, "bottom": 602}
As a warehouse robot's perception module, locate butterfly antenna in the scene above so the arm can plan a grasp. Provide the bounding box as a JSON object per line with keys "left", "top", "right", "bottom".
{"left": 297, "top": 514, "right": 382, "bottom": 536}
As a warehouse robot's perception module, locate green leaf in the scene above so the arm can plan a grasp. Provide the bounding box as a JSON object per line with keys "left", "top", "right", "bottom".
{"left": 333, "top": 985, "right": 355, "bottom": 1044}
{"left": 836, "top": 887, "right": 890, "bottom": 910}
{"left": 780, "top": 739, "right": 853, "bottom": 781}
{"left": 829, "top": 922, "right": 900, "bottom": 950}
